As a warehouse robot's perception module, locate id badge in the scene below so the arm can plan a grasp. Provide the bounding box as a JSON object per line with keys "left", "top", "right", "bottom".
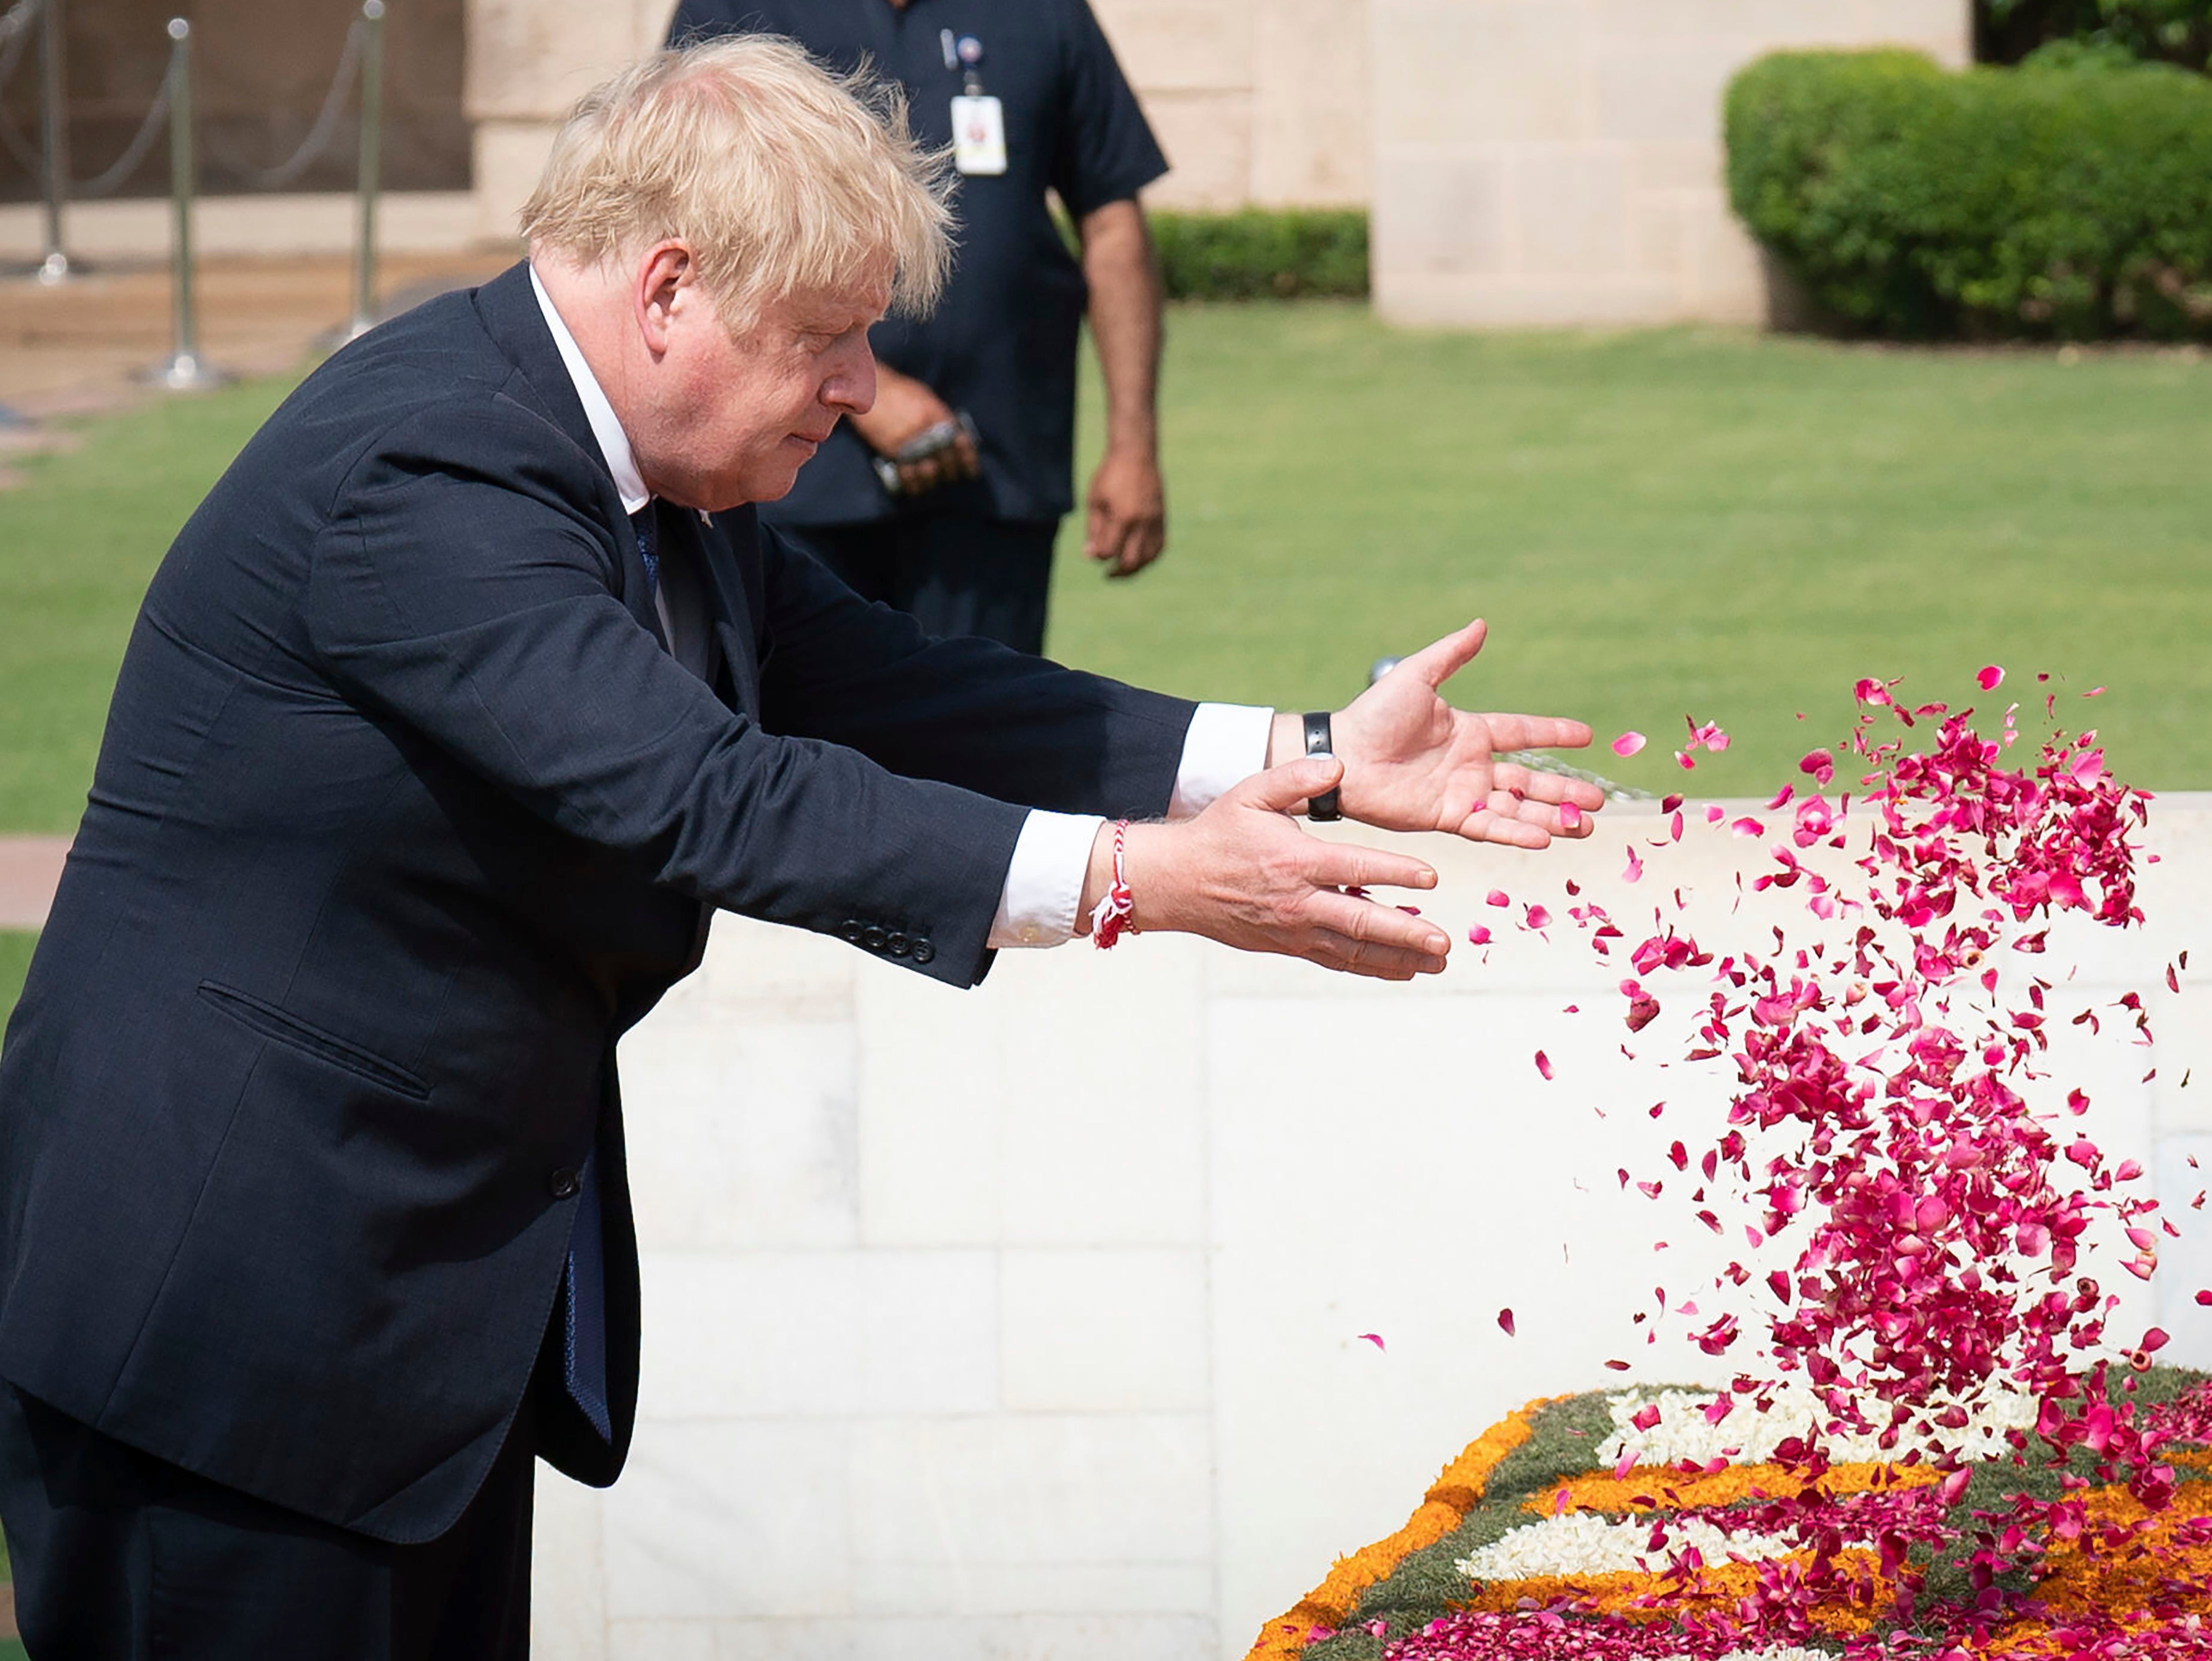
{"left": 951, "top": 94, "right": 1007, "bottom": 176}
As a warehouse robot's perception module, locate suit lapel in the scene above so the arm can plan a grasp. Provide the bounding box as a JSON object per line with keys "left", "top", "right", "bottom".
{"left": 471, "top": 263, "right": 660, "bottom": 632}
{"left": 683, "top": 505, "right": 765, "bottom": 714}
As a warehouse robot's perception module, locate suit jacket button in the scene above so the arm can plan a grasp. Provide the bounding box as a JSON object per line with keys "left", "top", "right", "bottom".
{"left": 862, "top": 925, "right": 888, "bottom": 952}
{"left": 840, "top": 920, "right": 865, "bottom": 944}
{"left": 548, "top": 1167, "right": 582, "bottom": 1199}
{"left": 911, "top": 938, "right": 935, "bottom": 966}
{"left": 886, "top": 931, "right": 910, "bottom": 957}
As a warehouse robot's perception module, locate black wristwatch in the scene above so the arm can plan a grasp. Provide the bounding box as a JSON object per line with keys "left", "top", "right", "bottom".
{"left": 1302, "top": 711, "right": 1341, "bottom": 821}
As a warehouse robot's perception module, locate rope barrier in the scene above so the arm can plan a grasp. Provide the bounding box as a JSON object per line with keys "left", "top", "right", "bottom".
{"left": 203, "top": 15, "right": 365, "bottom": 192}
{"left": 72, "top": 71, "right": 168, "bottom": 200}
{"left": 0, "top": 0, "right": 46, "bottom": 180}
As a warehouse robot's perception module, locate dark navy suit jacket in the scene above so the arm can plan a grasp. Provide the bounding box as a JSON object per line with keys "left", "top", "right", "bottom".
{"left": 0, "top": 264, "right": 1195, "bottom": 1542}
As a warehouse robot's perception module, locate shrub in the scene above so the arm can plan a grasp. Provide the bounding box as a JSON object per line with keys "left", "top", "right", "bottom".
{"left": 1725, "top": 49, "right": 2212, "bottom": 339}
{"left": 1148, "top": 208, "right": 1368, "bottom": 302}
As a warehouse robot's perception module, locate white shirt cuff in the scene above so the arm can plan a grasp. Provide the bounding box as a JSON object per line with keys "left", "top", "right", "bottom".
{"left": 1168, "top": 702, "right": 1275, "bottom": 820}
{"left": 989, "top": 809, "right": 1107, "bottom": 949}
{"left": 987, "top": 705, "right": 1275, "bottom": 952}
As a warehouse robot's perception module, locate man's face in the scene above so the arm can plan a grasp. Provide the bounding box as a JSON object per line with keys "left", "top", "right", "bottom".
{"left": 636, "top": 277, "right": 884, "bottom": 513}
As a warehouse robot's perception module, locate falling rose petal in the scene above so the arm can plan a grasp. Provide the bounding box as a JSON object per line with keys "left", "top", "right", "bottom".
{"left": 1630, "top": 1403, "right": 1661, "bottom": 1432}
{"left": 1613, "top": 1450, "right": 1639, "bottom": 1480}
{"left": 1705, "top": 804, "right": 1726, "bottom": 824}
{"left": 1525, "top": 904, "right": 1552, "bottom": 930}
{"left": 1485, "top": 889, "right": 1510, "bottom": 908}
{"left": 1604, "top": 1359, "right": 1630, "bottom": 1371}
{"left": 1356, "top": 1332, "right": 1386, "bottom": 1352}
{"left": 1559, "top": 801, "right": 1583, "bottom": 831}
{"left": 1497, "top": 1308, "right": 1515, "bottom": 1336}
{"left": 1675, "top": 750, "right": 1695, "bottom": 770}
{"left": 1977, "top": 664, "right": 2006, "bottom": 691}
{"left": 1612, "top": 730, "right": 1647, "bottom": 757}
{"left": 1467, "top": 924, "right": 1491, "bottom": 946}
{"left": 2198, "top": 1290, "right": 2212, "bottom": 1306}
{"left": 2142, "top": 1326, "right": 2171, "bottom": 1353}
{"left": 1623, "top": 847, "right": 1645, "bottom": 884}
{"left": 1534, "top": 1050, "right": 1553, "bottom": 1080}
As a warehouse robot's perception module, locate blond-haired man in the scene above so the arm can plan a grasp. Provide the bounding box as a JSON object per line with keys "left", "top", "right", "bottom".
{"left": 0, "top": 40, "right": 1600, "bottom": 1657}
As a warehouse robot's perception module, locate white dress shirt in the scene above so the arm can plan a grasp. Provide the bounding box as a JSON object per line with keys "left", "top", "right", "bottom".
{"left": 528, "top": 269, "right": 1271, "bottom": 948}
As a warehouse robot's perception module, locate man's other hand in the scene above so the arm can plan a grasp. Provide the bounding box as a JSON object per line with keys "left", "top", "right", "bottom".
{"left": 1083, "top": 446, "right": 1166, "bottom": 577}
{"left": 849, "top": 364, "right": 980, "bottom": 494}
{"left": 1080, "top": 758, "right": 1450, "bottom": 981}
{"left": 1268, "top": 620, "right": 1609, "bottom": 848}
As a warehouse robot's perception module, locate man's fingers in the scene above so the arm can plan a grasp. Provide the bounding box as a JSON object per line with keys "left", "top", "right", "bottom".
{"left": 1491, "top": 763, "right": 1608, "bottom": 810}
{"left": 1480, "top": 714, "right": 1596, "bottom": 753}
{"left": 1309, "top": 888, "right": 1450, "bottom": 955}
{"left": 1301, "top": 839, "right": 1440, "bottom": 896}
{"left": 1239, "top": 754, "right": 1345, "bottom": 815}
{"left": 1392, "top": 618, "right": 1488, "bottom": 691}
{"left": 1305, "top": 924, "right": 1447, "bottom": 981}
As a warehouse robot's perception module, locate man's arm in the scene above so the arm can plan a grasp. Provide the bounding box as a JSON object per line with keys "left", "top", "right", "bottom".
{"left": 1078, "top": 198, "right": 1166, "bottom": 578}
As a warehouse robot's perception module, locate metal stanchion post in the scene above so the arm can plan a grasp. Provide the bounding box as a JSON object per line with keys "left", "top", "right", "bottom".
{"left": 34, "top": 0, "right": 78, "bottom": 283}
{"left": 140, "top": 18, "right": 229, "bottom": 390}
{"left": 342, "top": 0, "right": 386, "bottom": 342}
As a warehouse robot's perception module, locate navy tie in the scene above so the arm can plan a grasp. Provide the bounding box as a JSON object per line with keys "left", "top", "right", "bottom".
{"left": 631, "top": 504, "right": 659, "bottom": 606}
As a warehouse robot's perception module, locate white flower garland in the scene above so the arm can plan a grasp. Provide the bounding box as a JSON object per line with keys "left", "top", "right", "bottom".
{"left": 1453, "top": 1510, "right": 1796, "bottom": 1583}
{"left": 1594, "top": 1383, "right": 2038, "bottom": 1470}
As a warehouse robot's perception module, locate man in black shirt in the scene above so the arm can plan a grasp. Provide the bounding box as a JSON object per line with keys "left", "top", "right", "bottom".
{"left": 667, "top": 0, "right": 1169, "bottom": 654}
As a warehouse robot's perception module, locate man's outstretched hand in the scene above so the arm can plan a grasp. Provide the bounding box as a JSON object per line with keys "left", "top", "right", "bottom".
{"left": 1273, "top": 619, "right": 1607, "bottom": 848}
{"left": 1081, "top": 757, "right": 1451, "bottom": 981}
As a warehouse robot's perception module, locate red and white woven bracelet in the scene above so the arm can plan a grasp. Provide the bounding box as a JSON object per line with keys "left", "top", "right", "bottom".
{"left": 1089, "top": 819, "right": 1137, "bottom": 949}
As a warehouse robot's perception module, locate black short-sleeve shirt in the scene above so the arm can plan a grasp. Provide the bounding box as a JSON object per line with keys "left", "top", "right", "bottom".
{"left": 667, "top": 0, "right": 1168, "bottom": 527}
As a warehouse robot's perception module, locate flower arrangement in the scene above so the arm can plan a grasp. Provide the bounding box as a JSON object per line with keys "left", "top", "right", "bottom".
{"left": 1256, "top": 1369, "right": 2212, "bottom": 1660}
{"left": 1248, "top": 672, "right": 2211, "bottom": 1658}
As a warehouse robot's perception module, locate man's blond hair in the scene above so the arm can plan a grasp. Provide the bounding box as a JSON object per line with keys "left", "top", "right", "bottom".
{"left": 519, "top": 36, "right": 954, "bottom": 327}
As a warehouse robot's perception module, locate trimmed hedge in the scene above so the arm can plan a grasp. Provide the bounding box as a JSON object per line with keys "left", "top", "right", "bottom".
{"left": 1149, "top": 208, "right": 1368, "bottom": 301}
{"left": 1726, "top": 48, "right": 2212, "bottom": 338}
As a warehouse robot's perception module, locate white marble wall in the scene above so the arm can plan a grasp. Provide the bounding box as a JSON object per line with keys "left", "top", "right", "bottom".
{"left": 537, "top": 795, "right": 2212, "bottom": 1661}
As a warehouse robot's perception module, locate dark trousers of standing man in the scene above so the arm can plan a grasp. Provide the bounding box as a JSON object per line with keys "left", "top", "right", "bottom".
{"left": 788, "top": 512, "right": 1060, "bottom": 656}
{"left": 0, "top": 1379, "right": 540, "bottom": 1660}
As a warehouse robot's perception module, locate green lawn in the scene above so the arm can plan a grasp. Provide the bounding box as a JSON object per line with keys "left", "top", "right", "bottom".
{"left": 0, "top": 377, "right": 295, "bottom": 835}
{"left": 1, "top": 931, "right": 33, "bottom": 1023}
{"left": 1052, "top": 307, "right": 2212, "bottom": 795}
{"left": 1, "top": 308, "right": 2208, "bottom": 839}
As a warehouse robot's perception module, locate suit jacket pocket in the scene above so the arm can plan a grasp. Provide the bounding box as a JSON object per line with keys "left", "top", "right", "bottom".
{"left": 196, "top": 981, "right": 431, "bottom": 1102}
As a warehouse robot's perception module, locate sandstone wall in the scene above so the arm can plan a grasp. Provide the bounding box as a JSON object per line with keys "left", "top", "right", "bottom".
{"left": 1369, "top": 0, "right": 1972, "bottom": 329}
{"left": 462, "top": 0, "right": 1369, "bottom": 243}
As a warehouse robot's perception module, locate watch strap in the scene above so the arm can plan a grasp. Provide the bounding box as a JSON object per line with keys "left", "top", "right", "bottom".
{"left": 1302, "top": 711, "right": 1341, "bottom": 822}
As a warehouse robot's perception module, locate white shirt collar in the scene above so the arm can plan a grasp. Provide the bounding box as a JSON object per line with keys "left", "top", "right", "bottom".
{"left": 529, "top": 264, "right": 651, "bottom": 516}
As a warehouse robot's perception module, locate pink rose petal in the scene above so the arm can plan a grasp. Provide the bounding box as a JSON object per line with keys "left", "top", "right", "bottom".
{"left": 1612, "top": 730, "right": 1647, "bottom": 757}
{"left": 1356, "top": 1331, "right": 1385, "bottom": 1352}
{"left": 1977, "top": 664, "right": 2005, "bottom": 690}
{"left": 1497, "top": 1307, "right": 1515, "bottom": 1336}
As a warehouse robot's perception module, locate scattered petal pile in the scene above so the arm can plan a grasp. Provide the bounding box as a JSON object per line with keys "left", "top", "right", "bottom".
{"left": 1258, "top": 671, "right": 2210, "bottom": 1661}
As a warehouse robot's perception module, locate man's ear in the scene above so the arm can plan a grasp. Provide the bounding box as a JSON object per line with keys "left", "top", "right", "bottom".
{"left": 636, "top": 242, "right": 694, "bottom": 358}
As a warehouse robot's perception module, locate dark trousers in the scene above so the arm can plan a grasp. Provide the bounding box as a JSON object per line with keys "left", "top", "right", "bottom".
{"left": 786, "top": 512, "right": 1060, "bottom": 656}
{"left": 0, "top": 1383, "right": 535, "bottom": 1660}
